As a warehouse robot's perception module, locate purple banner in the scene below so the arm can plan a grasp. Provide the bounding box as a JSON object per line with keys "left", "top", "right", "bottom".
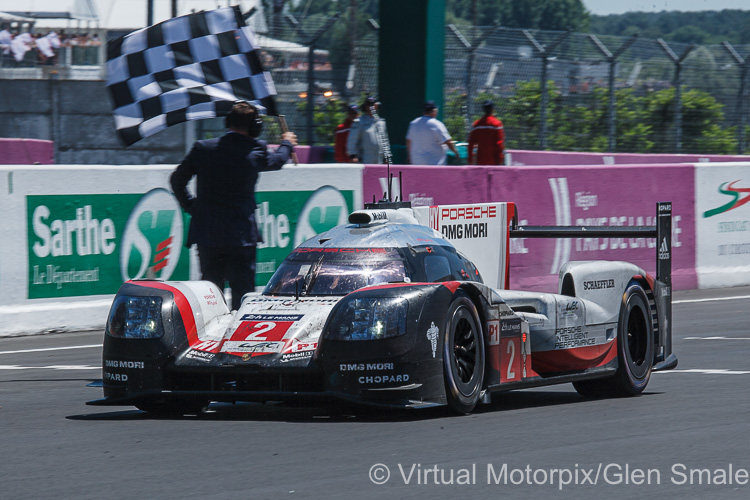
{"left": 363, "top": 164, "right": 697, "bottom": 292}
{"left": 492, "top": 165, "right": 696, "bottom": 291}
{"left": 363, "top": 165, "right": 491, "bottom": 207}
{"left": 507, "top": 149, "right": 748, "bottom": 166}
{"left": 0, "top": 139, "right": 54, "bottom": 165}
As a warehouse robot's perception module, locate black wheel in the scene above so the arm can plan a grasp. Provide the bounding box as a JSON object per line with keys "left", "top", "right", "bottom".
{"left": 135, "top": 398, "right": 209, "bottom": 416}
{"left": 443, "top": 293, "right": 485, "bottom": 414}
{"left": 613, "top": 284, "right": 654, "bottom": 395}
{"left": 574, "top": 283, "right": 654, "bottom": 398}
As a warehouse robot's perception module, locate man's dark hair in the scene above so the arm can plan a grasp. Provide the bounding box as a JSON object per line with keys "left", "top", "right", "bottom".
{"left": 225, "top": 101, "right": 263, "bottom": 137}
{"left": 362, "top": 96, "right": 376, "bottom": 112}
{"left": 483, "top": 100, "right": 494, "bottom": 114}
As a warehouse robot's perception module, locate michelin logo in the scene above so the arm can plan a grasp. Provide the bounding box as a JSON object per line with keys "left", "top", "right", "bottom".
{"left": 426, "top": 322, "right": 439, "bottom": 358}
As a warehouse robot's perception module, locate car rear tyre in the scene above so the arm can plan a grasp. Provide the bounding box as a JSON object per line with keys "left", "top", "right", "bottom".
{"left": 574, "top": 283, "right": 654, "bottom": 398}
{"left": 443, "top": 293, "right": 485, "bottom": 414}
{"left": 613, "top": 283, "right": 654, "bottom": 395}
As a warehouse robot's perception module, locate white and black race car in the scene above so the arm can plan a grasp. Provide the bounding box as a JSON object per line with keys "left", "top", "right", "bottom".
{"left": 88, "top": 196, "right": 676, "bottom": 415}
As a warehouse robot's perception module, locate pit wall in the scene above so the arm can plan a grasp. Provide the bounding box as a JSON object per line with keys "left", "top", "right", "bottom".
{"left": 1, "top": 160, "right": 748, "bottom": 336}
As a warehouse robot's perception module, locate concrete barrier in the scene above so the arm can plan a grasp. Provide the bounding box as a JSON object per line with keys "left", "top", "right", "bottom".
{"left": 695, "top": 163, "right": 750, "bottom": 288}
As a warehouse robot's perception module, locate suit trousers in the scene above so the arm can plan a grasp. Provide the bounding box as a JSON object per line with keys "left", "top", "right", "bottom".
{"left": 197, "top": 245, "right": 257, "bottom": 311}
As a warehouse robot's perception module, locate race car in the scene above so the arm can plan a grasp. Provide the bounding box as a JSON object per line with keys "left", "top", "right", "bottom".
{"left": 88, "top": 197, "right": 676, "bottom": 415}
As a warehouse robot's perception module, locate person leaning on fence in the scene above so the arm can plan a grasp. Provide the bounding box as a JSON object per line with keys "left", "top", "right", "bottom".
{"left": 334, "top": 105, "right": 359, "bottom": 163}
{"left": 170, "top": 101, "right": 298, "bottom": 311}
{"left": 346, "top": 96, "right": 388, "bottom": 164}
{"left": 406, "top": 100, "right": 459, "bottom": 165}
{"left": 468, "top": 100, "right": 505, "bottom": 165}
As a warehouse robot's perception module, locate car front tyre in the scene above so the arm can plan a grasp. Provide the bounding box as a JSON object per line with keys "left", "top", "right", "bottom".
{"left": 443, "top": 293, "right": 485, "bottom": 414}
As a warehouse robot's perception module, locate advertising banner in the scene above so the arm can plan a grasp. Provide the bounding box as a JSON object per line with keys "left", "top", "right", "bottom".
{"left": 365, "top": 164, "right": 695, "bottom": 292}
{"left": 695, "top": 163, "right": 750, "bottom": 288}
{"left": 490, "top": 165, "right": 696, "bottom": 291}
{"left": 26, "top": 189, "right": 190, "bottom": 299}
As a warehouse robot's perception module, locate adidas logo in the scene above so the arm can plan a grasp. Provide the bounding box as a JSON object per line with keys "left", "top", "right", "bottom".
{"left": 658, "top": 237, "right": 670, "bottom": 260}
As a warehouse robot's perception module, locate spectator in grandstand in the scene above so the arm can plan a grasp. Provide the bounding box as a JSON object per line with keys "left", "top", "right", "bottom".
{"left": 467, "top": 100, "right": 505, "bottom": 165}
{"left": 334, "top": 104, "right": 359, "bottom": 163}
{"left": 10, "top": 32, "right": 33, "bottom": 63}
{"left": 406, "top": 100, "right": 459, "bottom": 165}
{"left": 0, "top": 24, "right": 11, "bottom": 57}
{"left": 35, "top": 32, "right": 60, "bottom": 65}
{"left": 347, "top": 96, "right": 389, "bottom": 164}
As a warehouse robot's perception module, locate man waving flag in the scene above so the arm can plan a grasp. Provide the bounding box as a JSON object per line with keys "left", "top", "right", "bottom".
{"left": 106, "top": 6, "right": 278, "bottom": 146}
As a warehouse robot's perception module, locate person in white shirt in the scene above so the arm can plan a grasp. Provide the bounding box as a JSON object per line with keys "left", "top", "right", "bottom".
{"left": 406, "top": 100, "right": 459, "bottom": 165}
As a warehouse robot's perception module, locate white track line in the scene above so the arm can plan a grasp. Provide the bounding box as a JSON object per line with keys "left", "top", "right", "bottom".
{"left": 0, "top": 344, "right": 101, "bottom": 355}
{"left": 684, "top": 336, "right": 750, "bottom": 340}
{"left": 655, "top": 369, "right": 750, "bottom": 375}
{"left": 0, "top": 365, "right": 99, "bottom": 370}
{"left": 674, "top": 295, "right": 750, "bottom": 304}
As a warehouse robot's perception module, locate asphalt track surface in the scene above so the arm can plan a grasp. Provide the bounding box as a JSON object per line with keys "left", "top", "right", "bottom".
{"left": 2, "top": 286, "right": 750, "bottom": 500}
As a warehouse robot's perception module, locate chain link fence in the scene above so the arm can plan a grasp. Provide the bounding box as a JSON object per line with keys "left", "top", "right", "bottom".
{"left": 442, "top": 26, "right": 750, "bottom": 154}
{"left": 266, "top": 21, "right": 750, "bottom": 155}
{"left": 4, "top": 16, "right": 748, "bottom": 155}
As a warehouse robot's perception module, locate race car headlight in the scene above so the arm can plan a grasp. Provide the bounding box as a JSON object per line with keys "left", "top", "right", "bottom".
{"left": 325, "top": 297, "right": 408, "bottom": 341}
{"left": 106, "top": 295, "right": 165, "bottom": 339}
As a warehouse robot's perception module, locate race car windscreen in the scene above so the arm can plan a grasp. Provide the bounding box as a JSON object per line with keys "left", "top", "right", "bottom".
{"left": 263, "top": 248, "right": 407, "bottom": 296}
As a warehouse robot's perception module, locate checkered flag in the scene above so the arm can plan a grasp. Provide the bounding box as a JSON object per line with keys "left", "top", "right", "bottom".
{"left": 106, "top": 6, "right": 278, "bottom": 146}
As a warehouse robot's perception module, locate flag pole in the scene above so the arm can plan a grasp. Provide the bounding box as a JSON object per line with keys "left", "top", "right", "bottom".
{"left": 278, "top": 115, "right": 298, "bottom": 165}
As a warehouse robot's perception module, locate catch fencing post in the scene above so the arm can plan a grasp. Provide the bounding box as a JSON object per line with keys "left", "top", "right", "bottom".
{"left": 286, "top": 13, "right": 341, "bottom": 145}
{"left": 523, "top": 29, "right": 571, "bottom": 150}
{"left": 587, "top": 34, "right": 639, "bottom": 152}
{"left": 448, "top": 23, "right": 501, "bottom": 137}
{"left": 721, "top": 42, "right": 749, "bottom": 155}
{"left": 657, "top": 39, "right": 695, "bottom": 153}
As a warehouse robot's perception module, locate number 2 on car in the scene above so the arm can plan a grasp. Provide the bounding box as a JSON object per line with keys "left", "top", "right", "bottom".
{"left": 230, "top": 321, "right": 292, "bottom": 342}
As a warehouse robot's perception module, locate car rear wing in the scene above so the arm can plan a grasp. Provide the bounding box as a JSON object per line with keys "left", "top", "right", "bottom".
{"left": 510, "top": 202, "right": 675, "bottom": 371}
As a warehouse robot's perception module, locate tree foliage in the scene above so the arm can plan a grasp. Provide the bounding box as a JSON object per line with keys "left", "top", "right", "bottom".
{"left": 447, "top": 0, "right": 590, "bottom": 31}
{"left": 450, "top": 83, "right": 740, "bottom": 154}
{"left": 589, "top": 10, "right": 750, "bottom": 44}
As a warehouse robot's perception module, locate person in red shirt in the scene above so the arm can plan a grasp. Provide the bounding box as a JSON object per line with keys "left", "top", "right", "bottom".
{"left": 334, "top": 105, "right": 359, "bottom": 163}
{"left": 468, "top": 100, "right": 505, "bottom": 165}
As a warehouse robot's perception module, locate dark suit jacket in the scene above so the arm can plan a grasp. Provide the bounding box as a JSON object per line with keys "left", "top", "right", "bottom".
{"left": 170, "top": 132, "right": 293, "bottom": 248}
